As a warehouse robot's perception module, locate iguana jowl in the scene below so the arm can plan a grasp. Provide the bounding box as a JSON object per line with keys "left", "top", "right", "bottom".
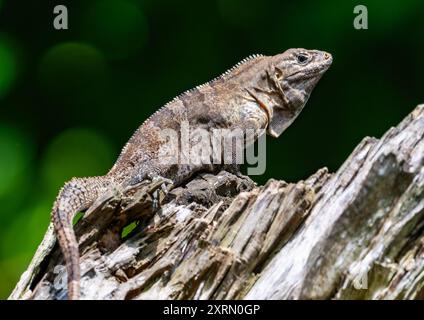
{"left": 52, "top": 48, "right": 332, "bottom": 299}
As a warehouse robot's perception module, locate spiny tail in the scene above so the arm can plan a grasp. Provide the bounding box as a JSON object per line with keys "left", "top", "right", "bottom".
{"left": 52, "top": 176, "right": 108, "bottom": 300}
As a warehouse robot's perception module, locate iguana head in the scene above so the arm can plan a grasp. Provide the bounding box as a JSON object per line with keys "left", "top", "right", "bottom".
{"left": 246, "top": 48, "right": 332, "bottom": 137}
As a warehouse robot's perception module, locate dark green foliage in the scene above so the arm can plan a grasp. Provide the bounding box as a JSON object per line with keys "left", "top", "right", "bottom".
{"left": 0, "top": 0, "right": 422, "bottom": 298}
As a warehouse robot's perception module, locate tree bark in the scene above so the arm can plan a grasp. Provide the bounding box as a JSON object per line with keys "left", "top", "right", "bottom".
{"left": 9, "top": 105, "right": 424, "bottom": 300}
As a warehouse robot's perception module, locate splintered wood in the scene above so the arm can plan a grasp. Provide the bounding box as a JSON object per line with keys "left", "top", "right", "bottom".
{"left": 10, "top": 105, "right": 424, "bottom": 300}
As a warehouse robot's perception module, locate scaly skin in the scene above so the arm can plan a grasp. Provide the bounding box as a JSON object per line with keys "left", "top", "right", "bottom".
{"left": 52, "top": 48, "right": 332, "bottom": 299}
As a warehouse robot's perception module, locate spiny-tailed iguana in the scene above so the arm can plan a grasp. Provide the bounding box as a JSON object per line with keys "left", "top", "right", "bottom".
{"left": 52, "top": 48, "right": 332, "bottom": 299}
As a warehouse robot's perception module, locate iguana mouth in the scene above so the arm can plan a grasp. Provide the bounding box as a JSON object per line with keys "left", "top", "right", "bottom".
{"left": 287, "top": 59, "right": 332, "bottom": 80}
{"left": 287, "top": 68, "right": 321, "bottom": 80}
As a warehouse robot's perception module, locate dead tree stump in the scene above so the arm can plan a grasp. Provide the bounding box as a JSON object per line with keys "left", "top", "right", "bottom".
{"left": 9, "top": 105, "right": 424, "bottom": 300}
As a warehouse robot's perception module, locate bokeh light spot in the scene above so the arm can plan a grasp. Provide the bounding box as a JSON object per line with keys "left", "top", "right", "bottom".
{"left": 0, "top": 37, "right": 18, "bottom": 98}
{"left": 41, "top": 128, "right": 115, "bottom": 194}
{"left": 0, "top": 125, "right": 32, "bottom": 199}
{"left": 0, "top": 200, "right": 50, "bottom": 259}
{"left": 80, "top": 0, "right": 147, "bottom": 60}
{"left": 38, "top": 42, "right": 108, "bottom": 98}
{"left": 0, "top": 198, "right": 51, "bottom": 299}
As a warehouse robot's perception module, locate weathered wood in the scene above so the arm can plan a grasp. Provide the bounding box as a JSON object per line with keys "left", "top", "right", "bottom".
{"left": 9, "top": 105, "right": 424, "bottom": 300}
{"left": 247, "top": 105, "right": 424, "bottom": 300}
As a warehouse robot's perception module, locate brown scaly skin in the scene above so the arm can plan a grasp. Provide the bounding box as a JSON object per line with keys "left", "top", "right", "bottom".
{"left": 52, "top": 48, "right": 332, "bottom": 299}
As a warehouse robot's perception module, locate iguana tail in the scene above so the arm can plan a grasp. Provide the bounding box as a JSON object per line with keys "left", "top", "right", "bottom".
{"left": 52, "top": 176, "right": 108, "bottom": 300}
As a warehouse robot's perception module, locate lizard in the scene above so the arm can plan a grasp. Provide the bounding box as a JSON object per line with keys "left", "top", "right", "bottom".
{"left": 51, "top": 48, "right": 332, "bottom": 300}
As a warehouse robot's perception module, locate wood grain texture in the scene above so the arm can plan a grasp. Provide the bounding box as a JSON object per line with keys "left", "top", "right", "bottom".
{"left": 10, "top": 105, "right": 424, "bottom": 300}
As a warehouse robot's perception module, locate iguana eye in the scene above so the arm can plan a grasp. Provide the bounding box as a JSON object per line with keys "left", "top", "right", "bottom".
{"left": 296, "top": 54, "right": 309, "bottom": 64}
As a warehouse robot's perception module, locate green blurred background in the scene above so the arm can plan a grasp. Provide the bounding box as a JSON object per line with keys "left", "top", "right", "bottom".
{"left": 0, "top": 0, "right": 423, "bottom": 298}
